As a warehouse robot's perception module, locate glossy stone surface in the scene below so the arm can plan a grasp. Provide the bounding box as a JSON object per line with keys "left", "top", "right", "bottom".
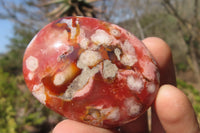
{"left": 23, "top": 17, "right": 160, "bottom": 128}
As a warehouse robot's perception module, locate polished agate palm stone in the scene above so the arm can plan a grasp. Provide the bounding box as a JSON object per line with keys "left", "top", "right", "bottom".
{"left": 23, "top": 17, "right": 160, "bottom": 128}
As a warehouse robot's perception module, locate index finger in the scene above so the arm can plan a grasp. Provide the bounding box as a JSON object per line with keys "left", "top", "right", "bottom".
{"left": 142, "top": 37, "right": 176, "bottom": 86}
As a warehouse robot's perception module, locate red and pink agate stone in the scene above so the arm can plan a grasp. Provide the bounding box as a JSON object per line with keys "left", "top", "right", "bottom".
{"left": 23, "top": 17, "right": 160, "bottom": 128}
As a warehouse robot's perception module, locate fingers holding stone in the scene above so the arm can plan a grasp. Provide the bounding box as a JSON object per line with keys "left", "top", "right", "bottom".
{"left": 53, "top": 119, "right": 118, "bottom": 133}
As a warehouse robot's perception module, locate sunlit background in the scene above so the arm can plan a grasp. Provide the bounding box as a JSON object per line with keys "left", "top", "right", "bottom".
{"left": 0, "top": 0, "right": 199, "bottom": 132}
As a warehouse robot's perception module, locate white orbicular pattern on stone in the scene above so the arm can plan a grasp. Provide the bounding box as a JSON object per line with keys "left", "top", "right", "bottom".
{"left": 102, "top": 60, "right": 118, "bottom": 79}
{"left": 28, "top": 72, "right": 34, "bottom": 80}
{"left": 26, "top": 56, "right": 39, "bottom": 72}
{"left": 77, "top": 50, "right": 102, "bottom": 69}
{"left": 124, "top": 97, "right": 141, "bottom": 116}
{"left": 101, "top": 107, "right": 120, "bottom": 121}
{"left": 91, "top": 29, "right": 113, "bottom": 46}
{"left": 110, "top": 29, "right": 121, "bottom": 37}
{"left": 127, "top": 75, "right": 144, "bottom": 93}
{"left": 114, "top": 48, "right": 121, "bottom": 61}
{"left": 32, "top": 84, "right": 46, "bottom": 105}
{"left": 147, "top": 83, "right": 156, "bottom": 93}
{"left": 121, "top": 54, "right": 137, "bottom": 66}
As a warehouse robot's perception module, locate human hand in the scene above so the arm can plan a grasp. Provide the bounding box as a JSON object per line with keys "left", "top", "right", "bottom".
{"left": 53, "top": 37, "right": 200, "bottom": 133}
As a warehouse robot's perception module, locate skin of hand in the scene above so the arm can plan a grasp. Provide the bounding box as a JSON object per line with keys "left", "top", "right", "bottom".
{"left": 53, "top": 37, "right": 200, "bottom": 133}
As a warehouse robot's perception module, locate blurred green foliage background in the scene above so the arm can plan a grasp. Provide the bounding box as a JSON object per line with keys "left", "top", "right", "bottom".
{"left": 0, "top": 0, "right": 200, "bottom": 132}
